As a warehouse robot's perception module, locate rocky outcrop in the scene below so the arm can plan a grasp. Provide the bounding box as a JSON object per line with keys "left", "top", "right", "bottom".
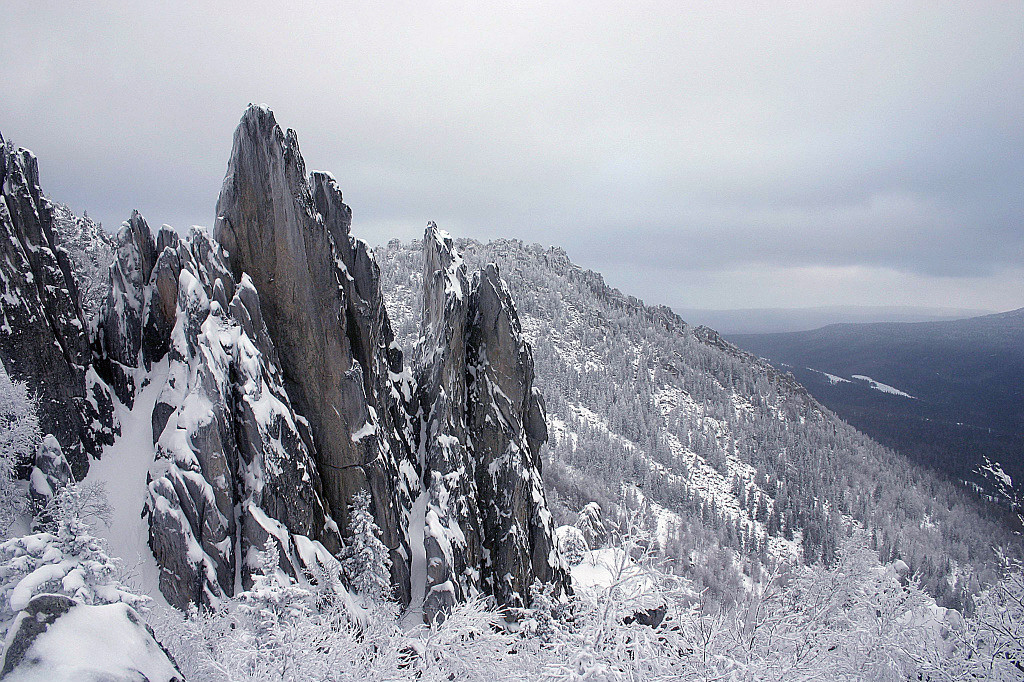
{"left": 214, "top": 105, "right": 416, "bottom": 603}
{"left": 146, "top": 228, "right": 339, "bottom": 609}
{"left": 466, "top": 263, "right": 564, "bottom": 604}
{"left": 141, "top": 226, "right": 182, "bottom": 368}
{"left": 416, "top": 226, "right": 567, "bottom": 620}
{"left": 0, "top": 134, "right": 116, "bottom": 479}
{"left": 0, "top": 594, "right": 182, "bottom": 682}
{"left": 97, "top": 211, "right": 154, "bottom": 406}
{"left": 1, "top": 109, "right": 567, "bottom": 619}
{"left": 28, "top": 435, "right": 72, "bottom": 517}
{"left": 416, "top": 224, "right": 482, "bottom": 619}
{"left": 95, "top": 213, "right": 191, "bottom": 406}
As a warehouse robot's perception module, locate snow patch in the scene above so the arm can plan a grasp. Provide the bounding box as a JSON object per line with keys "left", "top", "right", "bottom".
{"left": 851, "top": 374, "right": 917, "bottom": 399}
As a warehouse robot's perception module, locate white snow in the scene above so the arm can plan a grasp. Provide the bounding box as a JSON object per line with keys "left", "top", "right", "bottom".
{"left": 806, "top": 367, "right": 851, "bottom": 385}
{"left": 401, "top": 490, "right": 429, "bottom": 629}
{"left": 350, "top": 419, "right": 378, "bottom": 442}
{"left": 570, "top": 548, "right": 661, "bottom": 609}
{"left": 851, "top": 374, "right": 917, "bottom": 399}
{"left": 2, "top": 602, "right": 180, "bottom": 682}
{"left": 979, "top": 457, "right": 1013, "bottom": 490}
{"left": 84, "top": 360, "right": 170, "bottom": 609}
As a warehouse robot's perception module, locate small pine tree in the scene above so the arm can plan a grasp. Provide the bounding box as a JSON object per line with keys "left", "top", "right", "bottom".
{"left": 342, "top": 489, "right": 392, "bottom": 603}
{"left": 576, "top": 502, "right": 606, "bottom": 548}
{"left": 0, "top": 483, "right": 145, "bottom": 626}
{"left": 239, "top": 538, "right": 313, "bottom": 625}
{"left": 556, "top": 525, "right": 589, "bottom": 565}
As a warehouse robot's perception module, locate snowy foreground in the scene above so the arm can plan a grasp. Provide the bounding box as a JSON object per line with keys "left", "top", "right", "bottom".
{"left": 3, "top": 419, "right": 1023, "bottom": 682}
{"left": 145, "top": 530, "right": 1024, "bottom": 681}
{"left": 1, "top": 368, "right": 1024, "bottom": 680}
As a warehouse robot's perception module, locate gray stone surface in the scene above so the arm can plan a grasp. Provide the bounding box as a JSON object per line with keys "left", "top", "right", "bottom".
{"left": 214, "top": 105, "right": 415, "bottom": 603}
{"left": 0, "top": 133, "right": 116, "bottom": 479}
{"left": 141, "top": 228, "right": 181, "bottom": 368}
{"left": 98, "top": 211, "right": 155, "bottom": 406}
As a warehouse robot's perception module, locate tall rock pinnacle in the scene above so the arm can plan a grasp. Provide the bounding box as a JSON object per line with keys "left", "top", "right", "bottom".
{"left": 213, "top": 105, "right": 416, "bottom": 602}
{"left": 0, "top": 135, "right": 116, "bottom": 478}
{"left": 416, "top": 225, "right": 568, "bottom": 620}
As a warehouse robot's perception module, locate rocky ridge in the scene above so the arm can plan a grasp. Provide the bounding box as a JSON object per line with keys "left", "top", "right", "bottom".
{"left": 0, "top": 135, "right": 116, "bottom": 480}
{"left": 0, "top": 106, "right": 567, "bottom": 618}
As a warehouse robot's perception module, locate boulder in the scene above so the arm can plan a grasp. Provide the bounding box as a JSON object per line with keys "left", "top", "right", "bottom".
{"left": 0, "top": 594, "right": 182, "bottom": 682}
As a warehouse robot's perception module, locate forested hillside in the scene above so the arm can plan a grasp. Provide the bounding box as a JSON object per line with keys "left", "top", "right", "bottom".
{"left": 378, "top": 238, "right": 1016, "bottom": 607}
{"left": 730, "top": 310, "right": 1024, "bottom": 496}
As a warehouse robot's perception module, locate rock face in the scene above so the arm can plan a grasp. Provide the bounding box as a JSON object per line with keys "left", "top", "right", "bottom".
{"left": 97, "top": 211, "right": 154, "bottom": 406}
{"left": 466, "top": 263, "right": 563, "bottom": 604}
{"left": 145, "top": 228, "right": 340, "bottom": 609}
{"left": 214, "top": 105, "right": 416, "bottom": 603}
{"left": 416, "top": 226, "right": 567, "bottom": 620}
{"left": 0, "top": 134, "right": 116, "bottom": 479}
{"left": 0, "top": 594, "right": 182, "bottom": 682}
{"left": 416, "top": 224, "right": 481, "bottom": 619}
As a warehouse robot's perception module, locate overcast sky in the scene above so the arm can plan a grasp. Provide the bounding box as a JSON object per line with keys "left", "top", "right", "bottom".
{"left": 1, "top": 1, "right": 1021, "bottom": 312}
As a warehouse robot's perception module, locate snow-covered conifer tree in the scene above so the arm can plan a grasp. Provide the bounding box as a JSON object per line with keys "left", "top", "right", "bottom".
{"left": 576, "top": 502, "right": 606, "bottom": 548}
{"left": 0, "top": 483, "right": 144, "bottom": 629}
{"left": 342, "top": 489, "right": 393, "bottom": 603}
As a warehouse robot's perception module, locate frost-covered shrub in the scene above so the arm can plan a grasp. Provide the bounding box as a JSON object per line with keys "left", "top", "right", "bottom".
{"left": 50, "top": 203, "right": 114, "bottom": 325}
{"left": 0, "top": 363, "right": 39, "bottom": 533}
{"left": 0, "top": 484, "right": 144, "bottom": 631}
{"left": 942, "top": 555, "right": 1024, "bottom": 681}
{"left": 149, "top": 528, "right": 1019, "bottom": 682}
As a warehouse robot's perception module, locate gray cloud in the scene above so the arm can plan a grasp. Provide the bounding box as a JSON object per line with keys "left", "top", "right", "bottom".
{"left": 0, "top": 1, "right": 1020, "bottom": 311}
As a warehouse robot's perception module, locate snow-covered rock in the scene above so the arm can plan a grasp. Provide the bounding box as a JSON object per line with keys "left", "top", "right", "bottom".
{"left": 0, "top": 133, "right": 117, "bottom": 479}
{"left": 146, "top": 231, "right": 340, "bottom": 609}
{"left": 28, "top": 435, "right": 71, "bottom": 516}
{"left": 0, "top": 595, "right": 181, "bottom": 682}
{"left": 415, "top": 226, "right": 567, "bottom": 621}
{"left": 466, "top": 263, "right": 565, "bottom": 605}
{"left": 416, "top": 223, "right": 479, "bottom": 620}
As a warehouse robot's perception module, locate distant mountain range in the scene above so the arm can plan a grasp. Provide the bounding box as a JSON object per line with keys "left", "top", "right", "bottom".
{"left": 677, "top": 305, "right": 994, "bottom": 335}
{"left": 729, "top": 308, "right": 1024, "bottom": 495}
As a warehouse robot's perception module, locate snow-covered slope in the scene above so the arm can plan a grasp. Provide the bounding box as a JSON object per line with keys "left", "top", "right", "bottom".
{"left": 83, "top": 360, "right": 169, "bottom": 608}
{"left": 377, "top": 238, "right": 1013, "bottom": 605}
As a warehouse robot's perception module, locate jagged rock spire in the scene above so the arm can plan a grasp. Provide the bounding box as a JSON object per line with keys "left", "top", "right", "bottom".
{"left": 214, "top": 105, "right": 416, "bottom": 603}
{"left": 416, "top": 224, "right": 567, "bottom": 621}
{"left": 0, "top": 135, "right": 115, "bottom": 478}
